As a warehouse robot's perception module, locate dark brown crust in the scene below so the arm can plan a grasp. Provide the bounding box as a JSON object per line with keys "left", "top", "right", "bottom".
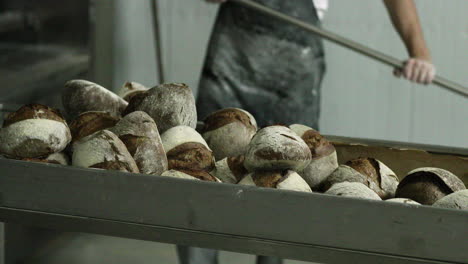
{"left": 431, "top": 170, "right": 466, "bottom": 192}
{"left": 179, "top": 169, "right": 218, "bottom": 182}
{"left": 202, "top": 108, "right": 256, "bottom": 132}
{"left": 166, "top": 142, "right": 215, "bottom": 172}
{"left": 301, "top": 129, "right": 335, "bottom": 159}
{"left": 122, "top": 91, "right": 149, "bottom": 116}
{"left": 97, "top": 131, "right": 140, "bottom": 173}
{"left": 90, "top": 160, "right": 133, "bottom": 172}
{"left": 118, "top": 134, "right": 143, "bottom": 157}
{"left": 123, "top": 90, "right": 147, "bottom": 103}
{"left": 396, "top": 171, "right": 454, "bottom": 205}
{"left": 346, "top": 158, "right": 382, "bottom": 188}
{"left": 21, "top": 158, "right": 61, "bottom": 165}
{"left": 70, "top": 112, "right": 119, "bottom": 142}
{"left": 3, "top": 104, "right": 66, "bottom": 127}
{"left": 252, "top": 171, "right": 285, "bottom": 188}
{"left": 227, "top": 155, "right": 248, "bottom": 182}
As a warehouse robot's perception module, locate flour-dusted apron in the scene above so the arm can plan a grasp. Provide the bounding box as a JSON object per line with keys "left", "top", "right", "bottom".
{"left": 197, "top": 0, "right": 325, "bottom": 129}
{"left": 180, "top": 2, "right": 324, "bottom": 263}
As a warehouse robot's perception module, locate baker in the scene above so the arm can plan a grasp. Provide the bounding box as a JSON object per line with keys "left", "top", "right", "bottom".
{"left": 182, "top": 0, "right": 436, "bottom": 263}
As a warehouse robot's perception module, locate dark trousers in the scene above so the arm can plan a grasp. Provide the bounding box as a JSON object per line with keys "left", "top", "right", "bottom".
{"left": 177, "top": 246, "right": 283, "bottom": 264}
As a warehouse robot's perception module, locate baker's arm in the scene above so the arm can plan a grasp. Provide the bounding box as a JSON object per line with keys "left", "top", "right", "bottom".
{"left": 383, "top": 0, "right": 435, "bottom": 84}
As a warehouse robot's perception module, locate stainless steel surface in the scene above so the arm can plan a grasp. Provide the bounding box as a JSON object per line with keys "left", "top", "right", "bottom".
{"left": 0, "top": 103, "right": 21, "bottom": 113}
{"left": 0, "top": 154, "right": 467, "bottom": 264}
{"left": 230, "top": 0, "right": 468, "bottom": 98}
{"left": 326, "top": 135, "right": 468, "bottom": 157}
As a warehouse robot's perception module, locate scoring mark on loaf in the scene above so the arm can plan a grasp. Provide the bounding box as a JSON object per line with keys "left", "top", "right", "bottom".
{"left": 166, "top": 142, "right": 215, "bottom": 172}
{"left": 3, "top": 104, "right": 66, "bottom": 127}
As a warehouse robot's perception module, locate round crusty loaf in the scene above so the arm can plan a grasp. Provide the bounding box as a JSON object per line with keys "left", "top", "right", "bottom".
{"left": 325, "top": 182, "right": 382, "bottom": 200}
{"left": 432, "top": 190, "right": 468, "bottom": 210}
{"left": 161, "top": 125, "right": 215, "bottom": 173}
{"left": 211, "top": 155, "right": 248, "bottom": 184}
{"left": 289, "top": 124, "right": 338, "bottom": 191}
{"left": 62, "top": 80, "right": 128, "bottom": 119}
{"left": 123, "top": 83, "right": 197, "bottom": 133}
{"left": 239, "top": 170, "right": 312, "bottom": 193}
{"left": 244, "top": 126, "right": 312, "bottom": 172}
{"left": 202, "top": 108, "right": 257, "bottom": 160}
{"left": 396, "top": 168, "right": 465, "bottom": 205}
{"left": 70, "top": 111, "right": 120, "bottom": 142}
{"left": 0, "top": 104, "right": 71, "bottom": 158}
{"left": 386, "top": 198, "right": 420, "bottom": 205}
{"left": 22, "top": 152, "right": 70, "bottom": 166}
{"left": 116, "top": 81, "right": 149, "bottom": 102}
{"left": 161, "top": 169, "right": 221, "bottom": 182}
{"left": 72, "top": 130, "right": 139, "bottom": 173}
{"left": 322, "top": 158, "right": 399, "bottom": 199}
{"left": 161, "top": 170, "right": 199, "bottom": 181}
{"left": 109, "top": 111, "right": 168, "bottom": 176}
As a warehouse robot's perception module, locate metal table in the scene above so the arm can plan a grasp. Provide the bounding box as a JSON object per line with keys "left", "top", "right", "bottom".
{"left": 0, "top": 137, "right": 467, "bottom": 264}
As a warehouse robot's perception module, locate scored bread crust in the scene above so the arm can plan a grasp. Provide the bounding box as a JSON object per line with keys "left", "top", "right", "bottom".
{"left": 116, "top": 81, "right": 149, "bottom": 102}
{"left": 63, "top": 80, "right": 128, "bottom": 119}
{"left": 0, "top": 119, "right": 71, "bottom": 158}
{"left": 123, "top": 83, "right": 197, "bottom": 133}
{"left": 244, "top": 126, "right": 311, "bottom": 172}
{"left": 109, "top": 111, "right": 167, "bottom": 175}
{"left": 432, "top": 190, "right": 468, "bottom": 210}
{"left": 325, "top": 182, "right": 382, "bottom": 200}
{"left": 72, "top": 130, "right": 139, "bottom": 173}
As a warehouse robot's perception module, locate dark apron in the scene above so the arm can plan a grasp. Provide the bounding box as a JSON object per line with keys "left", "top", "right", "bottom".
{"left": 181, "top": 4, "right": 324, "bottom": 264}
{"left": 197, "top": 0, "right": 325, "bottom": 129}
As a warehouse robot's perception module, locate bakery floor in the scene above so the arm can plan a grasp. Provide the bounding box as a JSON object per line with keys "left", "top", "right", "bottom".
{"left": 23, "top": 233, "right": 314, "bottom": 264}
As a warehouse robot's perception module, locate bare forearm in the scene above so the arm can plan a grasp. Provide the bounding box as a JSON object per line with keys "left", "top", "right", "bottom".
{"left": 383, "top": 0, "right": 430, "bottom": 60}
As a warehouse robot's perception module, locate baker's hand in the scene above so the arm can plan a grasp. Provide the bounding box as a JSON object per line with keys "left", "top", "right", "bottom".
{"left": 394, "top": 58, "right": 436, "bottom": 85}
{"left": 206, "top": 0, "right": 226, "bottom": 3}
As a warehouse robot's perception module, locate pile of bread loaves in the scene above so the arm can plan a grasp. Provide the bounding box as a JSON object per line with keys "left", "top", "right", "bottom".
{"left": 0, "top": 80, "right": 466, "bottom": 210}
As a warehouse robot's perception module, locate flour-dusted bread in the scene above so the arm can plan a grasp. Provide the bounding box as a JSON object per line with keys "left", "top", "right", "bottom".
{"left": 116, "top": 81, "right": 149, "bottom": 102}
{"left": 123, "top": 83, "right": 197, "bottom": 133}
{"left": 396, "top": 168, "right": 465, "bottom": 205}
{"left": 244, "top": 126, "right": 311, "bottom": 172}
{"left": 72, "top": 130, "right": 139, "bottom": 173}
{"left": 322, "top": 158, "right": 399, "bottom": 199}
{"left": 161, "top": 125, "right": 215, "bottom": 174}
{"left": 70, "top": 111, "right": 120, "bottom": 142}
{"left": 109, "top": 111, "right": 167, "bottom": 176}
{"left": 289, "top": 124, "right": 338, "bottom": 191}
{"left": 160, "top": 169, "right": 220, "bottom": 182}
{"left": 22, "top": 152, "right": 70, "bottom": 165}
{"left": 325, "top": 182, "right": 382, "bottom": 200}
{"left": 62, "top": 80, "right": 128, "bottom": 119}
{"left": 211, "top": 155, "right": 248, "bottom": 184}
{"left": 161, "top": 170, "right": 199, "bottom": 181}
{"left": 433, "top": 190, "right": 468, "bottom": 210}
{"left": 386, "top": 198, "right": 420, "bottom": 205}
{"left": 202, "top": 108, "right": 257, "bottom": 160}
{"left": 0, "top": 104, "right": 71, "bottom": 158}
{"left": 239, "top": 170, "right": 312, "bottom": 193}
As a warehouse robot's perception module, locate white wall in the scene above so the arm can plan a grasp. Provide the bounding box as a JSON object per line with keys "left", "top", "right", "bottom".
{"left": 320, "top": 0, "right": 468, "bottom": 148}
{"left": 95, "top": 0, "right": 467, "bottom": 148}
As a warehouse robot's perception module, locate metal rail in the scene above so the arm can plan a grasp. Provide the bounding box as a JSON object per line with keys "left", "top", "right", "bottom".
{"left": 151, "top": 0, "right": 165, "bottom": 84}
{"left": 0, "top": 158, "right": 467, "bottom": 264}
{"left": 231, "top": 0, "right": 468, "bottom": 98}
